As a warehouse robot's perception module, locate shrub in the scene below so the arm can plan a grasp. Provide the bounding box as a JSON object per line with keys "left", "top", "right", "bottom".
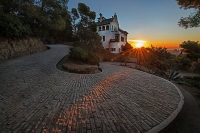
{"left": 176, "top": 55, "right": 192, "bottom": 70}
{"left": 190, "top": 61, "right": 200, "bottom": 74}
{"left": 69, "top": 47, "right": 87, "bottom": 61}
{"left": 73, "top": 41, "right": 82, "bottom": 47}
{"left": 86, "top": 52, "right": 100, "bottom": 65}
{"left": 178, "top": 76, "right": 200, "bottom": 89}
{"left": 0, "top": 14, "right": 31, "bottom": 37}
{"left": 69, "top": 46, "right": 100, "bottom": 65}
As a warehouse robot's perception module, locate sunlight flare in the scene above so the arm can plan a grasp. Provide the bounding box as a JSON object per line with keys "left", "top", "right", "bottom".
{"left": 135, "top": 42, "right": 144, "bottom": 48}
{"left": 129, "top": 40, "right": 147, "bottom": 48}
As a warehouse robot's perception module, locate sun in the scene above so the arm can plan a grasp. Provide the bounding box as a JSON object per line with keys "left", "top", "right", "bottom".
{"left": 135, "top": 42, "right": 144, "bottom": 48}
{"left": 128, "top": 40, "right": 146, "bottom": 48}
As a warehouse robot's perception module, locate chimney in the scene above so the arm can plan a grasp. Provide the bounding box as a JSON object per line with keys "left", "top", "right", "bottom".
{"left": 99, "top": 13, "right": 103, "bottom": 22}
{"left": 114, "top": 13, "right": 117, "bottom": 18}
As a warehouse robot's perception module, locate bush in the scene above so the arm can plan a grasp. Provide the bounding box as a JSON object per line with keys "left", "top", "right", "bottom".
{"left": 176, "top": 55, "right": 192, "bottom": 70}
{"left": 86, "top": 52, "right": 100, "bottom": 65}
{"left": 69, "top": 47, "right": 88, "bottom": 61}
{"left": 0, "top": 14, "right": 31, "bottom": 37}
{"left": 69, "top": 46, "right": 100, "bottom": 65}
{"left": 190, "top": 62, "right": 200, "bottom": 74}
{"left": 73, "top": 41, "right": 82, "bottom": 47}
{"left": 178, "top": 76, "right": 200, "bottom": 89}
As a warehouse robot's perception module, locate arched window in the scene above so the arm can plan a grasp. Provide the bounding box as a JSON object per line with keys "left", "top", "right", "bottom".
{"left": 102, "top": 26, "right": 105, "bottom": 31}
{"left": 106, "top": 25, "right": 109, "bottom": 30}
{"left": 98, "top": 26, "right": 101, "bottom": 31}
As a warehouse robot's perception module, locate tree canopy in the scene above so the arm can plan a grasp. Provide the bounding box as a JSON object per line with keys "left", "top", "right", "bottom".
{"left": 176, "top": 0, "right": 200, "bottom": 28}
{"left": 180, "top": 40, "right": 200, "bottom": 61}
{"left": 0, "top": 0, "right": 72, "bottom": 43}
{"left": 70, "top": 3, "right": 103, "bottom": 52}
{"left": 70, "top": 3, "right": 98, "bottom": 43}
{"left": 69, "top": 3, "right": 105, "bottom": 65}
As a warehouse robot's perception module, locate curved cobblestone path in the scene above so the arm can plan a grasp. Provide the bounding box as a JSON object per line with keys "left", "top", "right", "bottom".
{"left": 0, "top": 45, "right": 183, "bottom": 133}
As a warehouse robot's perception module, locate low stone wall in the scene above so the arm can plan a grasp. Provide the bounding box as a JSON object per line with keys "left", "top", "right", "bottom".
{"left": 62, "top": 60, "right": 99, "bottom": 74}
{"left": 0, "top": 37, "right": 47, "bottom": 61}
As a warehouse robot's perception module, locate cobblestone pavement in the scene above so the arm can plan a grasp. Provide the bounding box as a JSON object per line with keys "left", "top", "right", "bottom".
{"left": 0, "top": 45, "right": 183, "bottom": 133}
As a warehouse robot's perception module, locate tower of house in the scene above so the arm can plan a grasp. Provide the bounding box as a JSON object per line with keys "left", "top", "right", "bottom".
{"left": 96, "top": 13, "right": 128, "bottom": 53}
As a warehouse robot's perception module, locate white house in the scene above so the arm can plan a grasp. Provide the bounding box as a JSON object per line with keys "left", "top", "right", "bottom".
{"left": 97, "top": 13, "right": 128, "bottom": 54}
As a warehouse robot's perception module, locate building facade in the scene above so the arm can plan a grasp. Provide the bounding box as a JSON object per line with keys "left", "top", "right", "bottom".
{"left": 97, "top": 13, "right": 128, "bottom": 54}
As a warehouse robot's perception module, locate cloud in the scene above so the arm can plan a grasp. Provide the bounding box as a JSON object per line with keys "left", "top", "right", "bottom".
{"left": 128, "top": 40, "right": 147, "bottom": 43}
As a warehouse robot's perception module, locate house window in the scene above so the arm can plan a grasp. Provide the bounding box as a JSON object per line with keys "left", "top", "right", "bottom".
{"left": 121, "top": 37, "right": 124, "bottom": 42}
{"left": 102, "top": 26, "right": 105, "bottom": 31}
{"left": 115, "top": 34, "right": 119, "bottom": 40}
{"left": 111, "top": 48, "right": 116, "bottom": 51}
{"left": 106, "top": 48, "right": 116, "bottom": 52}
{"left": 102, "top": 36, "right": 105, "bottom": 41}
{"left": 98, "top": 26, "right": 101, "bottom": 31}
{"left": 106, "top": 25, "right": 109, "bottom": 30}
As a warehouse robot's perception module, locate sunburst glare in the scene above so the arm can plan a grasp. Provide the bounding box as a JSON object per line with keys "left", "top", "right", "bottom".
{"left": 129, "top": 40, "right": 147, "bottom": 48}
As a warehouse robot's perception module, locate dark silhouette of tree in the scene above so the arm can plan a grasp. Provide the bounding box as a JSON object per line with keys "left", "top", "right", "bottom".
{"left": 0, "top": 0, "right": 72, "bottom": 42}
{"left": 70, "top": 3, "right": 97, "bottom": 42}
{"left": 69, "top": 3, "right": 105, "bottom": 65}
{"left": 121, "top": 42, "right": 133, "bottom": 51}
{"left": 176, "top": 0, "right": 200, "bottom": 28}
{"left": 145, "top": 45, "right": 173, "bottom": 71}
{"left": 180, "top": 40, "right": 200, "bottom": 61}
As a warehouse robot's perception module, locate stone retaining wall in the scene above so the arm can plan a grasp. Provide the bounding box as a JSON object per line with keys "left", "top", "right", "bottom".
{"left": 0, "top": 37, "right": 47, "bottom": 60}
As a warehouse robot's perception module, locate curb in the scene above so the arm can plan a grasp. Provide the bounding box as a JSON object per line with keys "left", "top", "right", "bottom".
{"left": 147, "top": 78, "right": 184, "bottom": 133}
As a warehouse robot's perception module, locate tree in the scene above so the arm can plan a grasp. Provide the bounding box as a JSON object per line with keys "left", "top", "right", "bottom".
{"left": 144, "top": 45, "right": 173, "bottom": 71}
{"left": 176, "top": 55, "right": 192, "bottom": 70}
{"left": 69, "top": 3, "right": 104, "bottom": 65}
{"left": 70, "top": 3, "right": 97, "bottom": 42}
{"left": 180, "top": 40, "right": 200, "bottom": 61}
{"left": 176, "top": 0, "right": 200, "bottom": 28}
{"left": 0, "top": 0, "right": 72, "bottom": 42}
{"left": 121, "top": 42, "right": 133, "bottom": 51}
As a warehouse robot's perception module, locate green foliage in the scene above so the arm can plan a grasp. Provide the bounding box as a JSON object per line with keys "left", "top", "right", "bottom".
{"left": 168, "top": 69, "right": 180, "bottom": 81}
{"left": 69, "top": 47, "right": 88, "bottom": 61}
{"left": 112, "top": 42, "right": 133, "bottom": 65}
{"left": 180, "top": 56, "right": 192, "bottom": 65}
{"left": 178, "top": 76, "right": 200, "bottom": 89}
{"left": 70, "top": 3, "right": 98, "bottom": 42}
{"left": 191, "top": 61, "right": 200, "bottom": 74}
{"left": 78, "top": 3, "right": 96, "bottom": 21}
{"left": 176, "top": 0, "right": 200, "bottom": 28}
{"left": 68, "top": 3, "right": 104, "bottom": 65}
{"left": 86, "top": 52, "right": 100, "bottom": 65}
{"left": 69, "top": 46, "right": 100, "bottom": 65}
{"left": 144, "top": 45, "right": 173, "bottom": 71}
{"left": 180, "top": 41, "right": 200, "bottom": 61}
{"left": 122, "top": 42, "right": 133, "bottom": 51}
{"left": 0, "top": 14, "right": 31, "bottom": 37}
{"left": 88, "top": 22, "right": 97, "bottom": 32}
{"left": 0, "top": 0, "right": 72, "bottom": 42}
{"left": 178, "top": 11, "right": 200, "bottom": 28}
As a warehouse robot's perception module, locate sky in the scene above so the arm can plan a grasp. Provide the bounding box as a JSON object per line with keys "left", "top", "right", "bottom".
{"left": 68, "top": 0, "right": 199, "bottom": 49}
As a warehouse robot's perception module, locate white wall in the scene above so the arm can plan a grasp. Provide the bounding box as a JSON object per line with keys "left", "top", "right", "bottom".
{"left": 97, "top": 20, "right": 127, "bottom": 53}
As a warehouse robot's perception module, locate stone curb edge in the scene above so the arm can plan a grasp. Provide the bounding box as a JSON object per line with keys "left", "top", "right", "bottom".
{"left": 147, "top": 77, "right": 184, "bottom": 133}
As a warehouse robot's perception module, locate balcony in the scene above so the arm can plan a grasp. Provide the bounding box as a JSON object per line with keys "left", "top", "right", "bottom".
{"left": 109, "top": 39, "right": 119, "bottom": 42}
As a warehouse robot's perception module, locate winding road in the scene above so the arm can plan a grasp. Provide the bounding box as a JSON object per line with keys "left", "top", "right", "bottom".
{"left": 0, "top": 45, "right": 183, "bottom": 133}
